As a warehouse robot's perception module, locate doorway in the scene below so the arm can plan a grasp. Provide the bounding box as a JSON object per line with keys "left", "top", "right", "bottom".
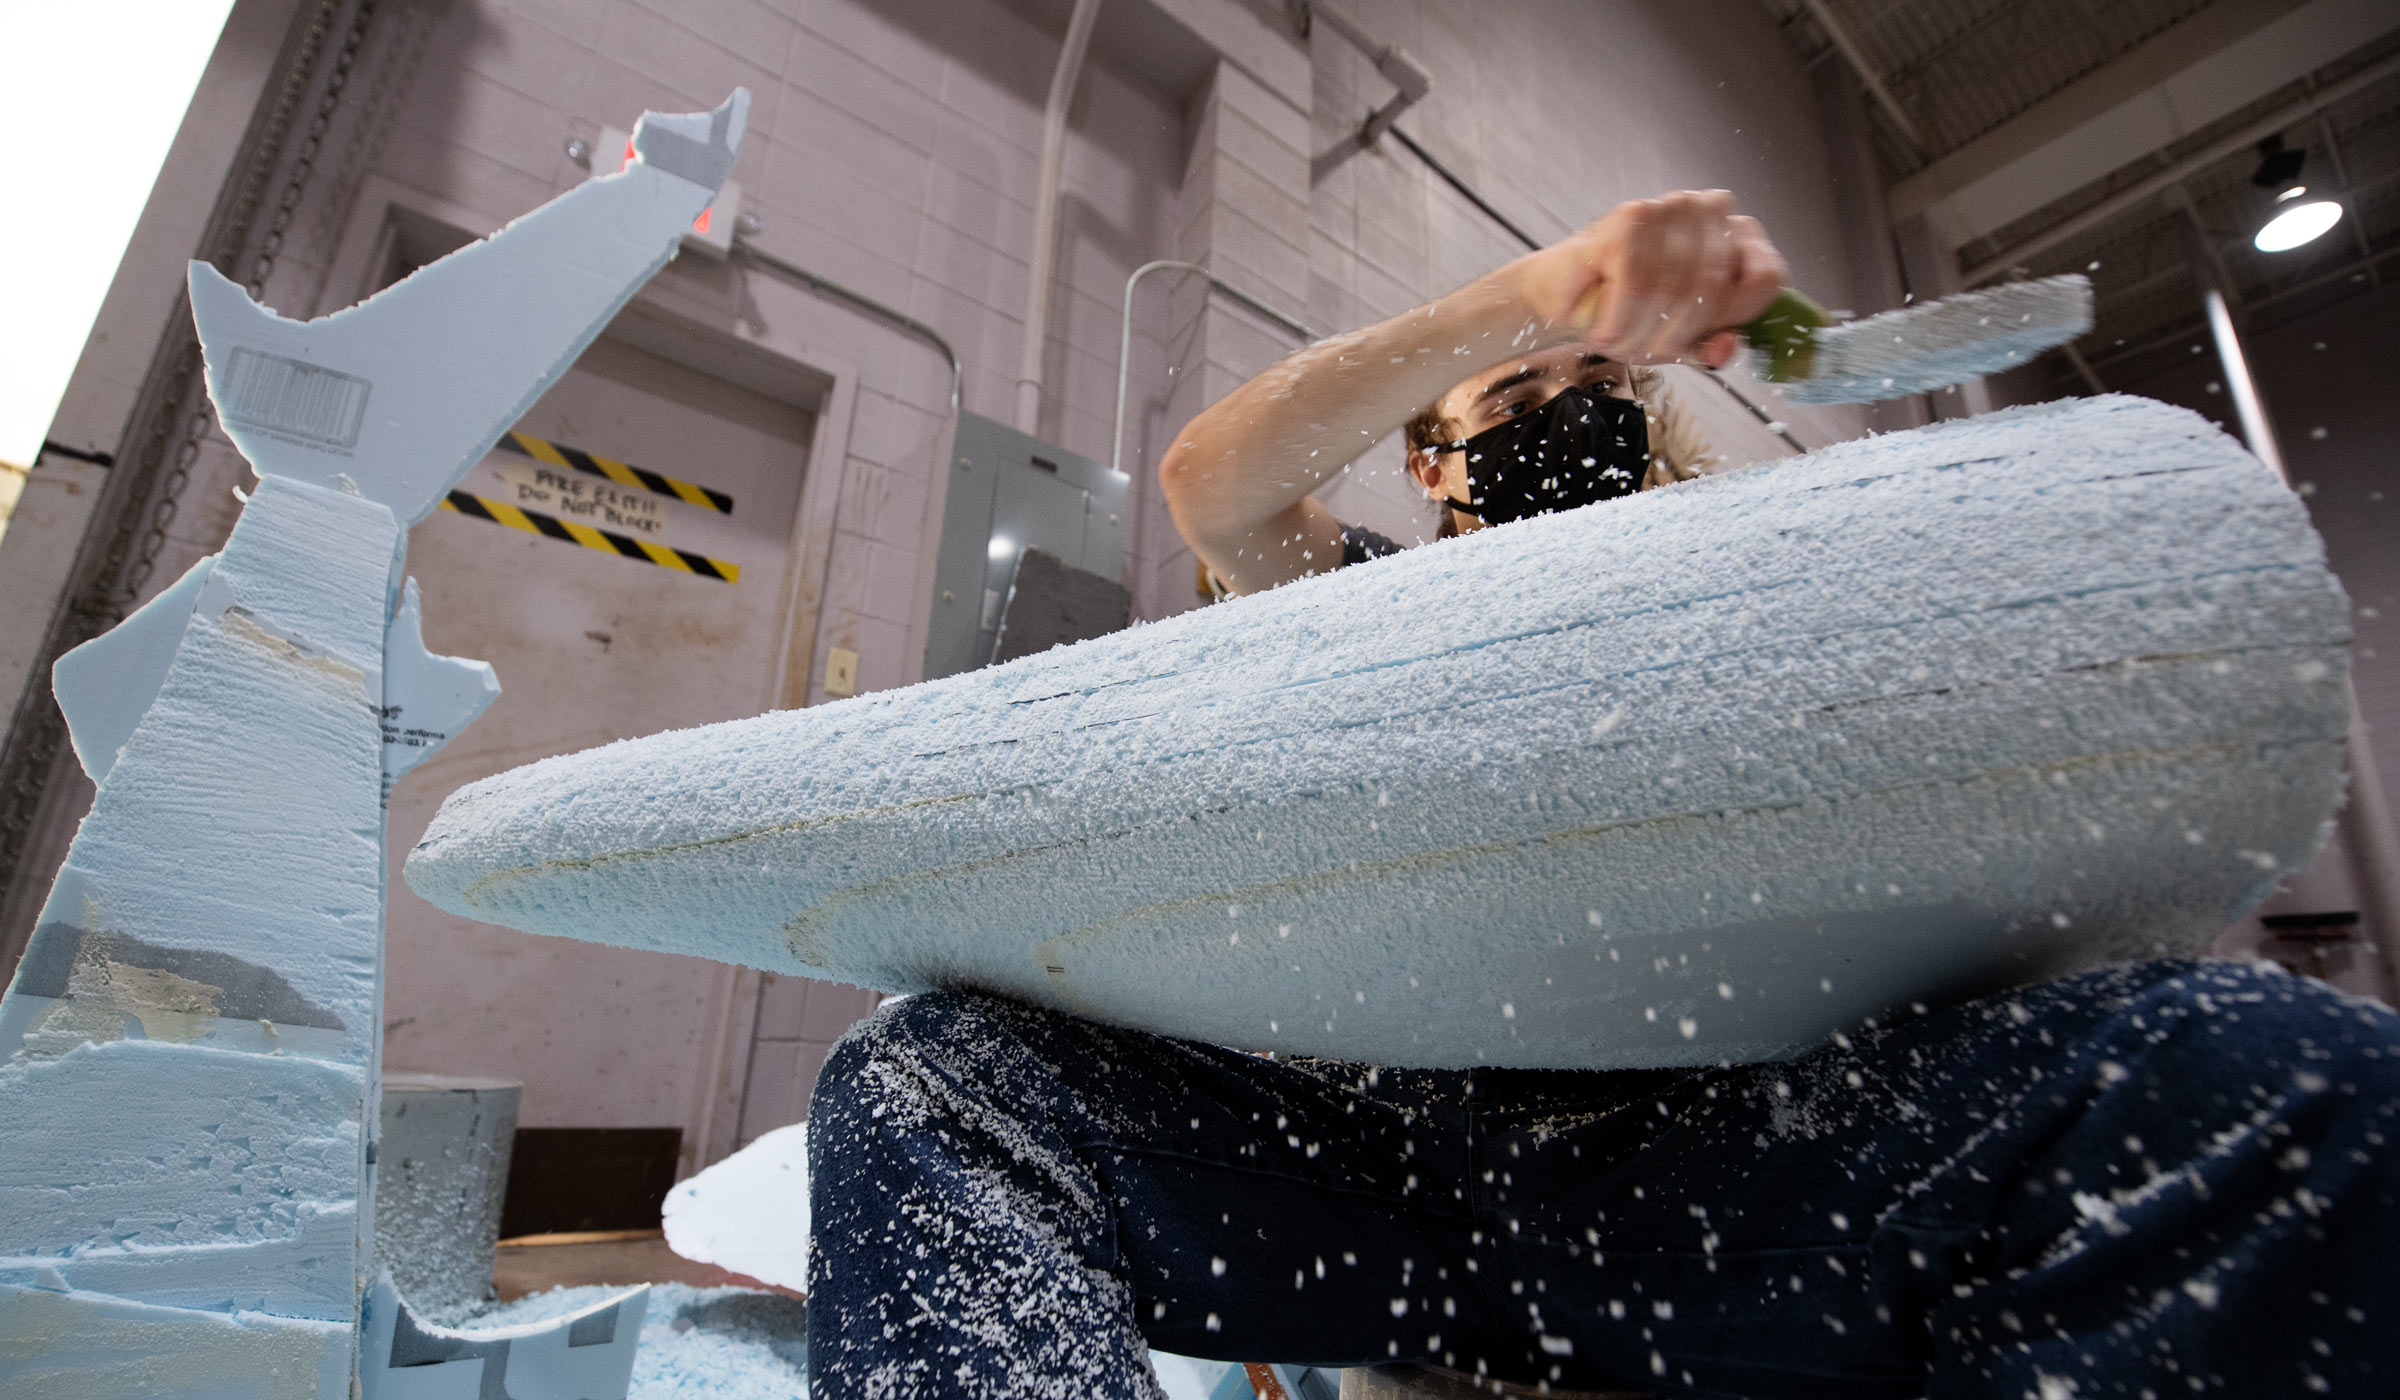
{"left": 384, "top": 329, "right": 817, "bottom": 1178}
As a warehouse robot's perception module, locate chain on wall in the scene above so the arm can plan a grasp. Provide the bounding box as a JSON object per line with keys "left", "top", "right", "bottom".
{"left": 0, "top": 0, "right": 378, "bottom": 943}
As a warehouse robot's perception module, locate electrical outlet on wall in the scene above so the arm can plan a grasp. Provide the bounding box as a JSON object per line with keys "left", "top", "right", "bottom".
{"left": 825, "top": 646, "right": 859, "bottom": 698}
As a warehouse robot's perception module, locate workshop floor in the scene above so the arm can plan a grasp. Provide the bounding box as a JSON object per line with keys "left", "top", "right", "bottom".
{"left": 493, "top": 1230, "right": 796, "bottom": 1300}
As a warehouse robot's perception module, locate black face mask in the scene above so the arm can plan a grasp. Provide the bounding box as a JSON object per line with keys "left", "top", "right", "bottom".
{"left": 1435, "top": 385, "right": 1649, "bottom": 526}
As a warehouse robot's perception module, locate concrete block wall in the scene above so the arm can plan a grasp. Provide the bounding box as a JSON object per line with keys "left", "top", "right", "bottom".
{"left": 1132, "top": 56, "right": 1320, "bottom": 621}
{"left": 1293, "top": 0, "right": 1892, "bottom": 557}
{"left": 5, "top": 0, "right": 1902, "bottom": 1151}
{"left": 736, "top": 974, "right": 882, "bottom": 1146}
{"left": 332, "top": 0, "right": 1189, "bottom": 703}
{"left": 1126, "top": 1, "right": 1905, "bottom": 620}
{"left": 341, "top": 0, "right": 1195, "bottom": 1144}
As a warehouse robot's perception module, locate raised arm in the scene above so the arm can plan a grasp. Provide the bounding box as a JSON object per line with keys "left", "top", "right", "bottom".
{"left": 1159, "top": 190, "right": 1784, "bottom": 595}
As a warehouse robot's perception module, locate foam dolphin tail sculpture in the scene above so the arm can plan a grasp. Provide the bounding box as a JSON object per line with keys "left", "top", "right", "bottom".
{"left": 0, "top": 92, "right": 746, "bottom": 1399}
{"left": 185, "top": 90, "right": 746, "bottom": 526}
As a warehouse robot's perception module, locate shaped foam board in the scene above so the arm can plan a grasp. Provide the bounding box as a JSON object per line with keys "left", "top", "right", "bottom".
{"left": 356, "top": 1274, "right": 648, "bottom": 1400}
{"left": 0, "top": 1283, "right": 352, "bottom": 1399}
{"left": 0, "top": 91, "right": 747, "bottom": 1394}
{"left": 409, "top": 396, "right": 2352, "bottom": 1069}
{"left": 662, "top": 1123, "right": 813, "bottom": 1292}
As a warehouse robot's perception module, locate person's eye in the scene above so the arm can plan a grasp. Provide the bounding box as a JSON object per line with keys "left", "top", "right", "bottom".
{"left": 1501, "top": 399, "right": 1533, "bottom": 418}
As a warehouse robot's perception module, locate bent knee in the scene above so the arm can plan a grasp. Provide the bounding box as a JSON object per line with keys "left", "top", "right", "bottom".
{"left": 819, "top": 990, "right": 985, "bottom": 1085}
{"left": 814, "top": 988, "right": 1076, "bottom": 1121}
{"left": 2112, "top": 961, "right": 2400, "bottom": 1117}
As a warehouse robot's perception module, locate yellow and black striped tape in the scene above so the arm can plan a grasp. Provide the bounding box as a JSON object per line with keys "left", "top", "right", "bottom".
{"left": 440, "top": 490, "right": 740, "bottom": 583}
{"left": 492, "top": 431, "right": 734, "bottom": 514}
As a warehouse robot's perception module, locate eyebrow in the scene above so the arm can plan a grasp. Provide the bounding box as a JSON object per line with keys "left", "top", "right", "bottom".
{"left": 1470, "top": 365, "right": 1543, "bottom": 406}
{"left": 1470, "top": 355, "right": 1616, "bottom": 408}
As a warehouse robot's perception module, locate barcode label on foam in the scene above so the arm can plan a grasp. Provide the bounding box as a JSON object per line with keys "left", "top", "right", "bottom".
{"left": 223, "top": 348, "right": 371, "bottom": 450}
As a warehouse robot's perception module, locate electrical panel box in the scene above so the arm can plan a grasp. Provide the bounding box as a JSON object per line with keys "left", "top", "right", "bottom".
{"left": 923, "top": 412, "right": 1129, "bottom": 682}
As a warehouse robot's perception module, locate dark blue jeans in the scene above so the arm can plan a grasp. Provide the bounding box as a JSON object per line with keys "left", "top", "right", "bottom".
{"left": 806, "top": 961, "right": 2399, "bottom": 1397}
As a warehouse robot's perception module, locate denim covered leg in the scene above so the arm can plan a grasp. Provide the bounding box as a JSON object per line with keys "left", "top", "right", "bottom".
{"left": 805, "top": 991, "right": 1170, "bottom": 1399}
{"left": 804, "top": 965, "right": 2400, "bottom": 1399}
{"left": 1902, "top": 961, "right": 2400, "bottom": 1398}
{"left": 1441, "top": 962, "right": 2399, "bottom": 1398}
{"left": 804, "top": 991, "right": 1492, "bottom": 1397}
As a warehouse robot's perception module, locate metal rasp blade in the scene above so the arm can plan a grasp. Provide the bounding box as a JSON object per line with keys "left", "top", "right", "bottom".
{"left": 1744, "top": 276, "right": 2095, "bottom": 405}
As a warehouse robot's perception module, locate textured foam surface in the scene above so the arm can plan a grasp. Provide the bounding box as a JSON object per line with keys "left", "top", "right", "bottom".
{"left": 0, "top": 1283, "right": 352, "bottom": 1400}
{"left": 0, "top": 480, "right": 399, "bottom": 1318}
{"left": 662, "top": 1123, "right": 812, "bottom": 1293}
{"left": 0, "top": 93, "right": 749, "bottom": 1394}
{"left": 358, "top": 1273, "right": 646, "bottom": 1399}
{"left": 409, "top": 396, "right": 2351, "bottom": 1069}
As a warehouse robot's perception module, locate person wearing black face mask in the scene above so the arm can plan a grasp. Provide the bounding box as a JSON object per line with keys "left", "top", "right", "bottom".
{"left": 1427, "top": 381, "right": 1650, "bottom": 524}
{"left": 808, "top": 188, "right": 2400, "bottom": 1400}
{"left": 1160, "top": 191, "right": 1755, "bottom": 597}
{"left": 1399, "top": 347, "right": 1713, "bottom": 543}
{"left": 1184, "top": 341, "right": 1715, "bottom": 599}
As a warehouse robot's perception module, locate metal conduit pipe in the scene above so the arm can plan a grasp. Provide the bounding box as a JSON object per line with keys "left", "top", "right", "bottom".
{"left": 1798, "top": 0, "right": 1928, "bottom": 163}
{"left": 1299, "top": 0, "right": 1432, "bottom": 148}
{"left": 1312, "top": 0, "right": 1802, "bottom": 459}
{"left": 1113, "top": 259, "right": 1317, "bottom": 611}
{"left": 734, "top": 236, "right": 962, "bottom": 423}
{"left": 1014, "top": 0, "right": 1104, "bottom": 434}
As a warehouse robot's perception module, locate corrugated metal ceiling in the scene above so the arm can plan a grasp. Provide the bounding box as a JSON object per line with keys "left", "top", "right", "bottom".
{"left": 1760, "top": 0, "right": 2400, "bottom": 391}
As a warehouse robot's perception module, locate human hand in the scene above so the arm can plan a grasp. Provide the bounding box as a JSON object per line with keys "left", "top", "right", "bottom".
{"left": 1503, "top": 191, "right": 1786, "bottom": 368}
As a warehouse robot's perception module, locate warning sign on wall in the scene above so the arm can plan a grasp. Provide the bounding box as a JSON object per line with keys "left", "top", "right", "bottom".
{"left": 438, "top": 429, "right": 744, "bottom": 583}
{"left": 497, "top": 460, "right": 670, "bottom": 535}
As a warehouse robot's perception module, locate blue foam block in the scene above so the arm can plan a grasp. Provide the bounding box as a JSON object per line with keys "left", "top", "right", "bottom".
{"left": 407, "top": 396, "right": 2351, "bottom": 1069}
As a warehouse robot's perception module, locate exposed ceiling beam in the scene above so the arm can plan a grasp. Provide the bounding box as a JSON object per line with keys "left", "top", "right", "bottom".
{"left": 1961, "top": 48, "right": 2400, "bottom": 284}
{"left": 2058, "top": 341, "right": 2107, "bottom": 395}
{"left": 1798, "top": 0, "right": 1927, "bottom": 161}
{"left": 1889, "top": 0, "right": 2396, "bottom": 254}
{"left": 2085, "top": 242, "right": 2400, "bottom": 376}
{"left": 2317, "top": 104, "right": 2383, "bottom": 286}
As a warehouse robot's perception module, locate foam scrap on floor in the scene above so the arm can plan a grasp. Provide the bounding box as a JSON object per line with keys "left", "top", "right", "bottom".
{"left": 470, "top": 1284, "right": 1230, "bottom": 1398}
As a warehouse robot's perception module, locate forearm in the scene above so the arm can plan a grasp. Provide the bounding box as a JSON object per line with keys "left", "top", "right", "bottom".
{"left": 1160, "top": 262, "right": 1565, "bottom": 594}
{"left": 1160, "top": 191, "right": 1785, "bottom": 596}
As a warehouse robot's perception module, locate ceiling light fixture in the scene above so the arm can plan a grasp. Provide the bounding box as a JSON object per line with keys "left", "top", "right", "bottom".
{"left": 2249, "top": 134, "right": 2340, "bottom": 254}
{"left": 2254, "top": 191, "right": 2343, "bottom": 253}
